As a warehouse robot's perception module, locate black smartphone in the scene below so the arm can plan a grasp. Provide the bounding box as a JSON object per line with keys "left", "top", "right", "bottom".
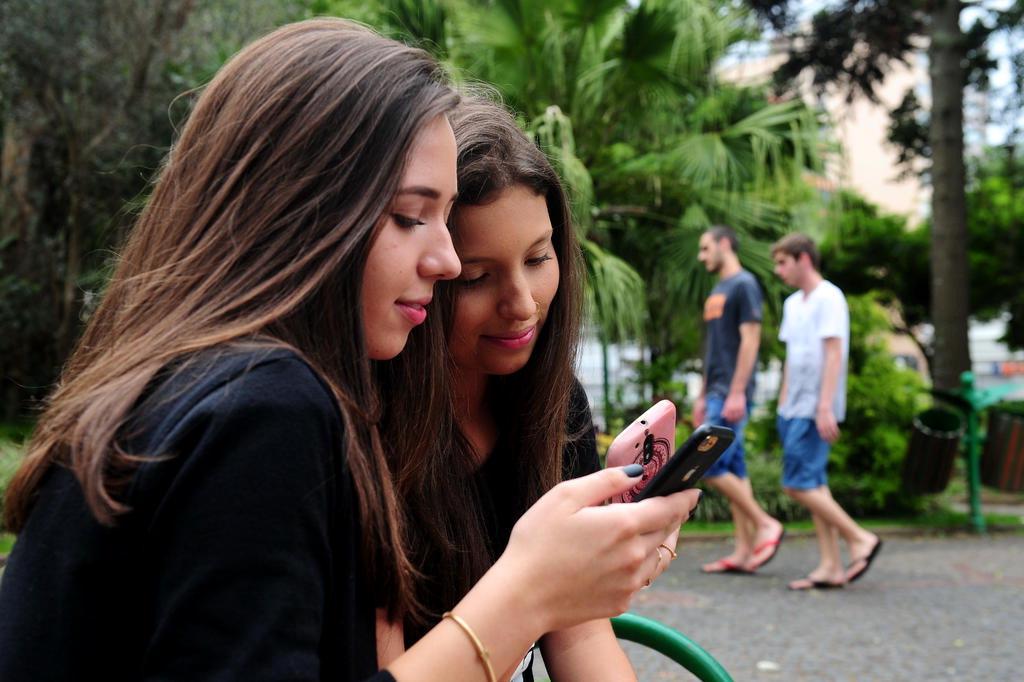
{"left": 631, "top": 424, "right": 734, "bottom": 501}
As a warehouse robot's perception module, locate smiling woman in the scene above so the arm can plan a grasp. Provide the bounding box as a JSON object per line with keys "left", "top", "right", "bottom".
{"left": 0, "top": 19, "right": 466, "bottom": 681}
{"left": 1, "top": 23, "right": 699, "bottom": 682}
{"left": 449, "top": 184, "right": 560, "bottom": 376}
{"left": 362, "top": 115, "right": 460, "bottom": 360}
{"left": 371, "top": 97, "right": 700, "bottom": 682}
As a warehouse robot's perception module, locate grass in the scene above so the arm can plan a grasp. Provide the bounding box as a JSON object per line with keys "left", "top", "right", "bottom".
{"left": 1, "top": 422, "right": 30, "bottom": 556}
{"left": 682, "top": 508, "right": 1023, "bottom": 537}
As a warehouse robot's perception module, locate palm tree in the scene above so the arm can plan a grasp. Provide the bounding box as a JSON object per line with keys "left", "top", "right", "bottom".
{"left": 333, "top": 0, "right": 826, "bottom": 411}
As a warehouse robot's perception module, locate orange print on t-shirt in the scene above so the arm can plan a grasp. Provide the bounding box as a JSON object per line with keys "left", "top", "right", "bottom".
{"left": 704, "top": 293, "right": 726, "bottom": 321}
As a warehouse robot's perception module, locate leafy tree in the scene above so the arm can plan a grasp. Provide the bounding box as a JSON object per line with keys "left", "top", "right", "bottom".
{"left": 324, "top": 0, "right": 825, "bottom": 408}
{"left": 822, "top": 161, "right": 1024, "bottom": 366}
{"left": 0, "top": 0, "right": 302, "bottom": 418}
{"left": 828, "top": 295, "right": 928, "bottom": 515}
{"left": 0, "top": 0, "right": 825, "bottom": 422}
{"left": 966, "top": 147, "right": 1024, "bottom": 349}
{"left": 746, "top": 0, "right": 1024, "bottom": 389}
{"left": 819, "top": 192, "right": 931, "bottom": 357}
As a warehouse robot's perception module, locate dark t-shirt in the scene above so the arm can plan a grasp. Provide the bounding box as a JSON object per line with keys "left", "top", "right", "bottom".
{"left": 0, "top": 350, "right": 599, "bottom": 682}
{"left": 702, "top": 269, "right": 763, "bottom": 402}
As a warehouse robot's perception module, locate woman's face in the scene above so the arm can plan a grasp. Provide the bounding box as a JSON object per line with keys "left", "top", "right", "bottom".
{"left": 362, "top": 115, "right": 461, "bottom": 360}
{"left": 449, "top": 184, "right": 560, "bottom": 376}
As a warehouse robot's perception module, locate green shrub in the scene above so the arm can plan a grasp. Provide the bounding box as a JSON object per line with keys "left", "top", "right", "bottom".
{"left": 694, "top": 294, "right": 929, "bottom": 522}
{"left": 824, "top": 295, "right": 928, "bottom": 516}
{"left": 0, "top": 423, "right": 31, "bottom": 532}
{"left": 686, "top": 411, "right": 807, "bottom": 523}
{"left": 993, "top": 400, "right": 1024, "bottom": 417}
{"left": 690, "top": 448, "right": 807, "bottom": 523}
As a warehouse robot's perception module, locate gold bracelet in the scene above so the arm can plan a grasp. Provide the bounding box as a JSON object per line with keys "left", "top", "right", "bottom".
{"left": 443, "top": 611, "right": 497, "bottom": 682}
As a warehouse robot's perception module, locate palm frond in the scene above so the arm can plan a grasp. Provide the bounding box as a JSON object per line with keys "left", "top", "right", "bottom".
{"left": 530, "top": 105, "right": 595, "bottom": 232}
{"left": 382, "top": 0, "right": 448, "bottom": 58}
{"left": 582, "top": 238, "right": 647, "bottom": 343}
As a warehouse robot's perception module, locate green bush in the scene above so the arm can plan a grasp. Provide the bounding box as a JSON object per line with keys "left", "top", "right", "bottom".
{"left": 824, "top": 295, "right": 928, "bottom": 516}
{"left": 0, "top": 423, "right": 31, "bottom": 532}
{"left": 690, "top": 448, "right": 807, "bottom": 523}
{"left": 694, "top": 294, "right": 929, "bottom": 522}
{"left": 993, "top": 400, "right": 1024, "bottom": 417}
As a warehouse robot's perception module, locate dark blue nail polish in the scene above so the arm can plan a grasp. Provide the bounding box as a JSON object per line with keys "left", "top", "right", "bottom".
{"left": 623, "top": 464, "right": 644, "bottom": 477}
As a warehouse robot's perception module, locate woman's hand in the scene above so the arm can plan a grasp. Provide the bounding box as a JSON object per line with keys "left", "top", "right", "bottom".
{"left": 387, "top": 467, "right": 699, "bottom": 681}
{"left": 492, "top": 466, "right": 700, "bottom": 634}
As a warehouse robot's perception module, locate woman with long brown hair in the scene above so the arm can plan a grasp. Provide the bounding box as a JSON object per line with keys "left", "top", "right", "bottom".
{"left": 0, "top": 19, "right": 696, "bottom": 682}
{"left": 376, "top": 98, "right": 700, "bottom": 680}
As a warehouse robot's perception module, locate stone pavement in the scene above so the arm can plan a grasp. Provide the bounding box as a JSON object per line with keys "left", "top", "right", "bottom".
{"left": 538, "top": 531, "right": 1024, "bottom": 681}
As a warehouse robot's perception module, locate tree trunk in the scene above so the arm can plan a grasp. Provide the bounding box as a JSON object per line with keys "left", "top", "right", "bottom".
{"left": 927, "top": 0, "right": 972, "bottom": 390}
{"left": 0, "top": 113, "right": 48, "bottom": 419}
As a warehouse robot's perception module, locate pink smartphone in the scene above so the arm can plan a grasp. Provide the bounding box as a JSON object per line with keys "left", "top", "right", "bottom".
{"left": 605, "top": 400, "right": 676, "bottom": 503}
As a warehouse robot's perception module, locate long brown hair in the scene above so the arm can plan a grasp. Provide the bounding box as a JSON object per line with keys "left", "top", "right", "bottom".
{"left": 378, "top": 96, "right": 585, "bottom": 630}
{"left": 4, "top": 18, "right": 458, "bottom": 619}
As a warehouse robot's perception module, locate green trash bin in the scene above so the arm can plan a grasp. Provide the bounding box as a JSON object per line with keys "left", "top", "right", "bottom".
{"left": 902, "top": 408, "right": 963, "bottom": 494}
{"left": 982, "top": 409, "right": 1024, "bottom": 492}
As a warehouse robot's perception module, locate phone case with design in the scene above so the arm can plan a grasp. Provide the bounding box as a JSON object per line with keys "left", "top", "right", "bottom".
{"left": 632, "top": 424, "right": 735, "bottom": 501}
{"left": 605, "top": 400, "right": 676, "bottom": 503}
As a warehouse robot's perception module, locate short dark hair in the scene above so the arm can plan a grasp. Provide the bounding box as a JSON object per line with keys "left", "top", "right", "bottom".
{"left": 771, "top": 233, "right": 820, "bottom": 270}
{"left": 706, "top": 224, "right": 738, "bottom": 252}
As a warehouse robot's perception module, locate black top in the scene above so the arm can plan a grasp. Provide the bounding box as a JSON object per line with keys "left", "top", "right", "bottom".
{"left": 458, "top": 380, "right": 600, "bottom": 682}
{"left": 0, "top": 349, "right": 391, "bottom": 682}
{"left": 475, "top": 380, "right": 599, "bottom": 562}
{"left": 702, "top": 269, "right": 763, "bottom": 402}
{"left": 0, "top": 349, "right": 599, "bottom": 682}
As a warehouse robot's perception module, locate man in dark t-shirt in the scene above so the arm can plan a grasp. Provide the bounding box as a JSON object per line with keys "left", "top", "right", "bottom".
{"left": 694, "top": 226, "right": 785, "bottom": 575}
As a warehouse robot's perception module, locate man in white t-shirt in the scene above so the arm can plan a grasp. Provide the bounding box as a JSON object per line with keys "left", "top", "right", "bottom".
{"left": 772, "top": 234, "right": 882, "bottom": 590}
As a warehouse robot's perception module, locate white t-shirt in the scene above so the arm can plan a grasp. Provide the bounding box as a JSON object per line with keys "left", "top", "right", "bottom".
{"left": 778, "top": 280, "right": 849, "bottom": 421}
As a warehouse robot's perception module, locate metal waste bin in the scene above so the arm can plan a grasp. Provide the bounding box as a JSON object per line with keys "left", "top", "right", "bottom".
{"left": 902, "top": 408, "right": 963, "bottom": 494}
{"left": 982, "top": 409, "right": 1024, "bottom": 492}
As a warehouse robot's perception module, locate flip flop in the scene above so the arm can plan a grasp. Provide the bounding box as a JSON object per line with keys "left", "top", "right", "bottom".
{"left": 746, "top": 527, "right": 786, "bottom": 571}
{"left": 845, "top": 537, "right": 883, "bottom": 584}
{"left": 787, "top": 576, "right": 845, "bottom": 591}
{"left": 701, "top": 558, "right": 753, "bottom": 574}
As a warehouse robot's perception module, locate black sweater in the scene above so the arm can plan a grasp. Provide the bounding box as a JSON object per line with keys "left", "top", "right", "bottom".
{"left": 0, "top": 349, "right": 389, "bottom": 681}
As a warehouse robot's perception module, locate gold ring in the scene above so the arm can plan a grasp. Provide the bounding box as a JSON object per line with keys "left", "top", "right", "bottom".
{"left": 658, "top": 543, "right": 678, "bottom": 560}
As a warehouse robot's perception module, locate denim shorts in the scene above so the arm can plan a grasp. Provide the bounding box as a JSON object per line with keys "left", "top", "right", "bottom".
{"left": 777, "top": 416, "right": 830, "bottom": 490}
{"left": 703, "top": 395, "right": 748, "bottom": 479}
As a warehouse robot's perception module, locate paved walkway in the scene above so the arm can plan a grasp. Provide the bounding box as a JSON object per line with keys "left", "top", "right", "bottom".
{"left": 609, "top": 532, "right": 1024, "bottom": 681}
{"left": 5, "top": 528, "right": 1021, "bottom": 680}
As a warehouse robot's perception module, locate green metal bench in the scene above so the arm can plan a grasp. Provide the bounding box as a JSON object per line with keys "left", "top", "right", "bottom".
{"left": 611, "top": 613, "right": 733, "bottom": 681}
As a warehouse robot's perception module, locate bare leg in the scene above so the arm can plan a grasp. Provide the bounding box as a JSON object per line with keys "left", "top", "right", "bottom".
{"left": 703, "top": 474, "right": 783, "bottom": 572}
{"left": 788, "top": 513, "right": 845, "bottom": 589}
{"left": 729, "top": 501, "right": 754, "bottom": 557}
{"left": 811, "top": 513, "right": 844, "bottom": 579}
{"left": 785, "top": 486, "right": 877, "bottom": 561}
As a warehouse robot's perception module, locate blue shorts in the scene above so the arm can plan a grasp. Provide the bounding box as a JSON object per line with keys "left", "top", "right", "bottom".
{"left": 703, "top": 395, "right": 748, "bottom": 479}
{"left": 778, "top": 416, "right": 830, "bottom": 490}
